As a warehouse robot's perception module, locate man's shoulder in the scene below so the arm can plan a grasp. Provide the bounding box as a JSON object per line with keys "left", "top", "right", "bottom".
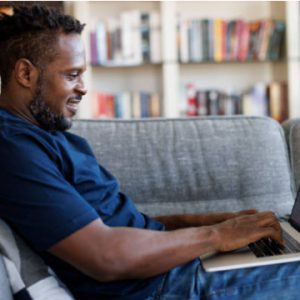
{"left": 0, "top": 109, "right": 92, "bottom": 159}
{"left": 0, "top": 110, "right": 60, "bottom": 163}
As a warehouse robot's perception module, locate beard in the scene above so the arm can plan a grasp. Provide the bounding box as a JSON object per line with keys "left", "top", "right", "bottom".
{"left": 29, "top": 78, "right": 72, "bottom": 132}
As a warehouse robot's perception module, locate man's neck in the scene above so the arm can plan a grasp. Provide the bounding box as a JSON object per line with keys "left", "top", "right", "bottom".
{"left": 0, "top": 93, "right": 39, "bottom": 126}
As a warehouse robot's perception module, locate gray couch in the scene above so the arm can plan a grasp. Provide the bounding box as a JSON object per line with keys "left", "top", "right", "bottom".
{"left": 0, "top": 115, "right": 299, "bottom": 299}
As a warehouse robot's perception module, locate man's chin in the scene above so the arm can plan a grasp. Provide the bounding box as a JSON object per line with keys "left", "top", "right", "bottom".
{"left": 57, "top": 117, "right": 73, "bottom": 131}
{"left": 39, "top": 116, "right": 73, "bottom": 132}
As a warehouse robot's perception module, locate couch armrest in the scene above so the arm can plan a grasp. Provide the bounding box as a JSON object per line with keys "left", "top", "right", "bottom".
{"left": 0, "top": 255, "right": 13, "bottom": 300}
{"left": 282, "top": 118, "right": 300, "bottom": 192}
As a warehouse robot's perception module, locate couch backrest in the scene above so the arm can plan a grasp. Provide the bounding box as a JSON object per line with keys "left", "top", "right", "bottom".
{"left": 71, "top": 116, "right": 295, "bottom": 217}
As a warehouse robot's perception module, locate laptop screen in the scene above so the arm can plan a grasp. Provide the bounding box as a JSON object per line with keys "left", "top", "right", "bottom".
{"left": 290, "top": 187, "right": 300, "bottom": 231}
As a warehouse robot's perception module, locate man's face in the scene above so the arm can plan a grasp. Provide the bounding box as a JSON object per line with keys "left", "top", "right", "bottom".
{"left": 29, "top": 33, "right": 87, "bottom": 131}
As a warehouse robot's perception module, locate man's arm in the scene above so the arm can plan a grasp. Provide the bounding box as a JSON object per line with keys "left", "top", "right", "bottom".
{"left": 49, "top": 211, "right": 282, "bottom": 282}
{"left": 155, "top": 209, "right": 258, "bottom": 230}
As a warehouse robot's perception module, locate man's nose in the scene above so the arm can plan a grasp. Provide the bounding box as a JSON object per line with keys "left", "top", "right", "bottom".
{"left": 75, "top": 78, "right": 88, "bottom": 96}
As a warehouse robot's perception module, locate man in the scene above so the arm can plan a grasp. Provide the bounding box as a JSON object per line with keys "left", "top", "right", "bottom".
{"left": 0, "top": 5, "right": 299, "bottom": 300}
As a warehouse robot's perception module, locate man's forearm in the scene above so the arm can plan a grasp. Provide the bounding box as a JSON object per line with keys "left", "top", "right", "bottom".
{"left": 49, "top": 211, "right": 281, "bottom": 283}
{"left": 94, "top": 226, "right": 215, "bottom": 281}
{"left": 155, "top": 210, "right": 258, "bottom": 230}
{"left": 49, "top": 220, "right": 217, "bottom": 282}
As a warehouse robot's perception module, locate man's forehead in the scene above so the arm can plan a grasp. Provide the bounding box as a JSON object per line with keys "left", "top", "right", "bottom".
{"left": 50, "top": 33, "right": 86, "bottom": 66}
{"left": 56, "top": 33, "right": 84, "bottom": 50}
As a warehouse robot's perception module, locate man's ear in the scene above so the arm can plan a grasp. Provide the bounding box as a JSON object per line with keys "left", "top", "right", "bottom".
{"left": 14, "top": 58, "right": 39, "bottom": 89}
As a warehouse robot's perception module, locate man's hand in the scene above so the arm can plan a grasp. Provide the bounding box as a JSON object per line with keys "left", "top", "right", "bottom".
{"left": 209, "top": 211, "right": 283, "bottom": 253}
{"left": 155, "top": 209, "right": 258, "bottom": 230}
{"left": 195, "top": 209, "right": 259, "bottom": 225}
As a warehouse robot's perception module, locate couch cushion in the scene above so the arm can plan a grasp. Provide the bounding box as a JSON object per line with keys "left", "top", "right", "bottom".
{"left": 71, "top": 116, "right": 295, "bottom": 216}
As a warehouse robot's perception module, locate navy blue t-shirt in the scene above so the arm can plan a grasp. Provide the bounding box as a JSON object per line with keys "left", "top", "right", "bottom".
{"left": 0, "top": 109, "right": 165, "bottom": 300}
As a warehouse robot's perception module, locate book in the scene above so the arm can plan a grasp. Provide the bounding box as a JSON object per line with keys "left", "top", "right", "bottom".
{"left": 202, "top": 19, "right": 210, "bottom": 61}
{"left": 140, "top": 92, "right": 150, "bottom": 117}
{"left": 141, "top": 12, "right": 151, "bottom": 63}
{"left": 221, "top": 20, "right": 227, "bottom": 62}
{"left": 179, "top": 17, "right": 189, "bottom": 62}
{"left": 91, "top": 92, "right": 100, "bottom": 118}
{"left": 89, "top": 32, "right": 98, "bottom": 65}
{"left": 190, "top": 19, "right": 202, "bottom": 62}
{"left": 258, "top": 20, "right": 273, "bottom": 61}
{"left": 187, "top": 20, "right": 193, "bottom": 62}
{"left": 121, "top": 92, "right": 132, "bottom": 119}
{"left": 231, "top": 92, "right": 243, "bottom": 114}
{"left": 224, "top": 93, "right": 236, "bottom": 115}
{"left": 218, "top": 92, "right": 226, "bottom": 115}
{"left": 268, "top": 82, "right": 288, "bottom": 122}
{"left": 207, "top": 90, "right": 220, "bottom": 115}
{"left": 196, "top": 91, "right": 208, "bottom": 116}
{"left": 98, "top": 93, "right": 108, "bottom": 118}
{"left": 120, "top": 11, "right": 134, "bottom": 63}
{"left": 248, "top": 21, "right": 261, "bottom": 60}
{"left": 268, "top": 20, "right": 285, "bottom": 60}
{"left": 186, "top": 84, "right": 198, "bottom": 116}
{"left": 231, "top": 20, "right": 243, "bottom": 61}
{"left": 238, "top": 20, "right": 250, "bottom": 61}
{"left": 226, "top": 20, "right": 236, "bottom": 61}
{"left": 214, "top": 18, "right": 222, "bottom": 62}
{"left": 207, "top": 19, "right": 214, "bottom": 61}
{"left": 95, "top": 21, "right": 107, "bottom": 65}
{"left": 106, "top": 95, "right": 115, "bottom": 118}
{"left": 150, "top": 93, "right": 161, "bottom": 117}
{"left": 132, "top": 92, "right": 141, "bottom": 118}
{"left": 242, "top": 92, "right": 253, "bottom": 116}
{"left": 149, "top": 11, "right": 162, "bottom": 63}
{"left": 251, "top": 83, "right": 268, "bottom": 116}
{"left": 131, "top": 10, "right": 143, "bottom": 65}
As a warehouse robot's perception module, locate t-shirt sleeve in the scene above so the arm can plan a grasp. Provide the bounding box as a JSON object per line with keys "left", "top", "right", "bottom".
{"left": 0, "top": 133, "right": 99, "bottom": 251}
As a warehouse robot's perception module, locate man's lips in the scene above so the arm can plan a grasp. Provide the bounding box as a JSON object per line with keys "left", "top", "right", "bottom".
{"left": 66, "top": 99, "right": 81, "bottom": 114}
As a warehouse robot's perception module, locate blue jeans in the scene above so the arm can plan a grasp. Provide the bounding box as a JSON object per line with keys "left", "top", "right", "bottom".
{"left": 147, "top": 258, "right": 300, "bottom": 299}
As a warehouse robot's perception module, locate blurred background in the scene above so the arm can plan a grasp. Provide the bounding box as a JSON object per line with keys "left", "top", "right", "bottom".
{"left": 1, "top": 1, "right": 299, "bottom": 123}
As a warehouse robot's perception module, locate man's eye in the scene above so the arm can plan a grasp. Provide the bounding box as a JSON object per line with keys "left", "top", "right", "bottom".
{"left": 66, "top": 73, "right": 78, "bottom": 80}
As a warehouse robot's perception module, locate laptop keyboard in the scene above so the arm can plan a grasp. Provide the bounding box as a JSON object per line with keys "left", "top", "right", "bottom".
{"left": 249, "top": 231, "right": 300, "bottom": 257}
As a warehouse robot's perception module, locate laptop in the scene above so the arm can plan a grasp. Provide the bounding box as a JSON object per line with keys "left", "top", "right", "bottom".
{"left": 201, "top": 188, "right": 300, "bottom": 272}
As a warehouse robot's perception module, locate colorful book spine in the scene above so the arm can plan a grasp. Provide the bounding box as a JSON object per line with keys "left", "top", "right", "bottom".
{"left": 89, "top": 32, "right": 98, "bottom": 65}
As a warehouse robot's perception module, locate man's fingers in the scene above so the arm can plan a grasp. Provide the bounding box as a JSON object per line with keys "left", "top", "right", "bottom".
{"left": 246, "top": 212, "right": 283, "bottom": 245}
{"left": 254, "top": 212, "right": 281, "bottom": 230}
{"left": 232, "top": 212, "right": 283, "bottom": 245}
{"left": 256, "top": 226, "right": 284, "bottom": 246}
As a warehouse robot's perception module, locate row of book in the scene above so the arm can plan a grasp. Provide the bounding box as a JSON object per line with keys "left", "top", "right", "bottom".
{"left": 90, "top": 13, "right": 285, "bottom": 66}
{"left": 184, "top": 82, "right": 288, "bottom": 123}
{"left": 177, "top": 18, "right": 285, "bottom": 62}
{"left": 90, "top": 10, "right": 161, "bottom": 66}
{"left": 91, "top": 91, "right": 161, "bottom": 119}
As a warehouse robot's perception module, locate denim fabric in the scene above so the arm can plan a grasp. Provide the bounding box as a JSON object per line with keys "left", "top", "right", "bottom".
{"left": 147, "top": 258, "right": 300, "bottom": 300}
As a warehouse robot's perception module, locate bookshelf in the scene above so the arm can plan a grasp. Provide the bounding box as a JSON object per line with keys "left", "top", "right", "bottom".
{"left": 66, "top": 1, "right": 298, "bottom": 120}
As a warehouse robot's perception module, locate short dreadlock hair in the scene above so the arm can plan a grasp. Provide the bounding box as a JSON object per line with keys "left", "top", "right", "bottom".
{"left": 0, "top": 5, "right": 85, "bottom": 90}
